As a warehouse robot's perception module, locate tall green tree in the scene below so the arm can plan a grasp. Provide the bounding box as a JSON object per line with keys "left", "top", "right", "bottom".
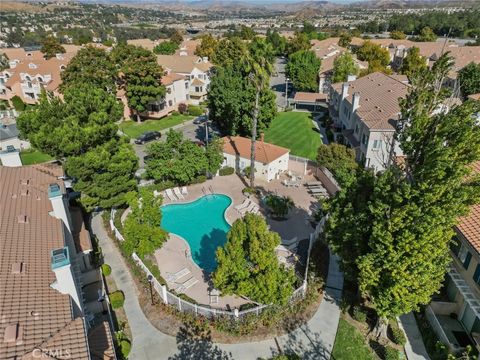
{"left": 211, "top": 37, "right": 249, "bottom": 68}
{"left": 123, "top": 188, "right": 167, "bottom": 257}
{"left": 153, "top": 41, "right": 179, "bottom": 55}
{"left": 338, "top": 32, "right": 352, "bottom": 48}
{"left": 64, "top": 138, "right": 139, "bottom": 211}
{"left": 400, "top": 47, "right": 427, "bottom": 78}
{"left": 213, "top": 214, "right": 296, "bottom": 305}
{"left": 16, "top": 85, "right": 121, "bottom": 158}
{"left": 317, "top": 143, "right": 358, "bottom": 188}
{"left": 111, "top": 44, "right": 165, "bottom": 121}
{"left": 285, "top": 50, "right": 321, "bottom": 92}
{"left": 286, "top": 32, "right": 311, "bottom": 56}
{"left": 60, "top": 46, "right": 116, "bottom": 92}
{"left": 356, "top": 40, "right": 391, "bottom": 68}
{"left": 415, "top": 26, "right": 437, "bottom": 42}
{"left": 458, "top": 62, "right": 480, "bottom": 96}
{"left": 332, "top": 52, "right": 359, "bottom": 83}
{"left": 266, "top": 29, "right": 287, "bottom": 56}
{"left": 41, "top": 36, "right": 65, "bottom": 59}
{"left": 325, "top": 53, "right": 480, "bottom": 336}
{"left": 390, "top": 30, "right": 406, "bottom": 40}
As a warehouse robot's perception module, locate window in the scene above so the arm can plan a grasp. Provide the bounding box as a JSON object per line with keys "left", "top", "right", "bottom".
{"left": 195, "top": 86, "right": 203, "bottom": 93}
{"left": 473, "top": 264, "right": 480, "bottom": 285}
{"left": 458, "top": 244, "right": 472, "bottom": 269}
{"left": 168, "top": 100, "right": 173, "bottom": 107}
{"left": 355, "top": 124, "right": 359, "bottom": 134}
{"left": 362, "top": 134, "right": 368, "bottom": 146}
{"left": 185, "top": 82, "right": 189, "bottom": 89}
{"left": 372, "top": 140, "right": 381, "bottom": 150}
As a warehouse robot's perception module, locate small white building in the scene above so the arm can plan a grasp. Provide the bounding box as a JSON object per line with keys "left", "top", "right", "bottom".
{"left": 221, "top": 136, "right": 290, "bottom": 182}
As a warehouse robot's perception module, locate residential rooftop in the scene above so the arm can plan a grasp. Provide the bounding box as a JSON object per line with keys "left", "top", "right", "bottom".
{"left": 222, "top": 136, "right": 289, "bottom": 164}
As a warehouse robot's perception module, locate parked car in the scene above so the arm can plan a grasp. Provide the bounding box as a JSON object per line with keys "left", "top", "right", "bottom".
{"left": 134, "top": 131, "right": 161, "bottom": 144}
{"left": 193, "top": 116, "right": 207, "bottom": 124}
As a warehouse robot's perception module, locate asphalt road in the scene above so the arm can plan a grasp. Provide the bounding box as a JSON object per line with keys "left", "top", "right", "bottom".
{"left": 270, "top": 56, "right": 292, "bottom": 109}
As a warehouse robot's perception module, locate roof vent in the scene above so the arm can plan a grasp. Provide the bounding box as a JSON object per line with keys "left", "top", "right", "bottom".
{"left": 11, "top": 262, "right": 24, "bottom": 274}
{"left": 20, "top": 179, "right": 29, "bottom": 185}
{"left": 3, "top": 323, "right": 23, "bottom": 344}
{"left": 20, "top": 189, "right": 29, "bottom": 196}
{"left": 11, "top": 194, "right": 17, "bottom": 199}
{"left": 30, "top": 311, "right": 40, "bottom": 320}
{"left": 17, "top": 215, "right": 29, "bottom": 224}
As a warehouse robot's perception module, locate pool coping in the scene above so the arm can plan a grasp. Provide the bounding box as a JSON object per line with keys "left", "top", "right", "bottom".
{"left": 161, "top": 193, "right": 234, "bottom": 274}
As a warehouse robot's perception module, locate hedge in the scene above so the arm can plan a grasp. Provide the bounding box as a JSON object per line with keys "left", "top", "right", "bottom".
{"left": 384, "top": 345, "right": 400, "bottom": 360}
{"left": 389, "top": 324, "right": 407, "bottom": 346}
{"left": 187, "top": 105, "right": 204, "bottom": 116}
{"left": 109, "top": 290, "right": 125, "bottom": 309}
{"left": 219, "top": 166, "right": 234, "bottom": 176}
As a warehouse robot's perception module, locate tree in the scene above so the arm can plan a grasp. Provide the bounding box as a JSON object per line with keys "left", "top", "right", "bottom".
{"left": 400, "top": 47, "right": 427, "bottom": 78}
{"left": 153, "top": 41, "right": 179, "bottom": 55}
{"left": 212, "top": 214, "right": 296, "bottom": 305}
{"left": 356, "top": 40, "right": 391, "bottom": 68}
{"left": 0, "top": 53, "right": 9, "bottom": 71}
{"left": 390, "top": 30, "right": 406, "bottom": 40}
{"left": 285, "top": 50, "right": 321, "bottom": 92}
{"left": 60, "top": 46, "right": 116, "bottom": 92}
{"left": 266, "top": 29, "right": 287, "bottom": 56}
{"left": 332, "top": 52, "right": 359, "bottom": 83}
{"left": 195, "top": 33, "right": 218, "bottom": 60}
{"left": 208, "top": 65, "right": 276, "bottom": 136}
{"left": 170, "top": 30, "right": 183, "bottom": 45}
{"left": 249, "top": 37, "right": 275, "bottom": 66}
{"left": 41, "top": 36, "right": 65, "bottom": 59}
{"left": 205, "top": 137, "right": 224, "bottom": 175}
{"left": 458, "top": 62, "right": 480, "bottom": 96}
{"left": 211, "top": 37, "right": 249, "bottom": 68}
{"left": 286, "top": 32, "right": 311, "bottom": 56}
{"left": 325, "top": 53, "right": 480, "bottom": 337}
{"left": 64, "top": 138, "right": 139, "bottom": 211}
{"left": 338, "top": 32, "right": 352, "bottom": 48}
{"left": 16, "top": 85, "right": 121, "bottom": 158}
{"left": 145, "top": 129, "right": 214, "bottom": 184}
{"left": 416, "top": 26, "right": 437, "bottom": 42}
{"left": 111, "top": 44, "right": 165, "bottom": 121}
{"left": 123, "top": 188, "right": 167, "bottom": 257}
{"left": 317, "top": 143, "right": 358, "bottom": 187}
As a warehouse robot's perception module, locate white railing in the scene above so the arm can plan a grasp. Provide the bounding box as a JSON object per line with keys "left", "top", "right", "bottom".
{"left": 113, "top": 209, "right": 324, "bottom": 319}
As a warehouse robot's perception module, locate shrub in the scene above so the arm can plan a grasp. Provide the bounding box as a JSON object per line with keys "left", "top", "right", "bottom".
{"left": 242, "top": 187, "right": 256, "bottom": 195}
{"left": 190, "top": 175, "right": 207, "bottom": 184}
{"left": 109, "top": 290, "right": 125, "bottom": 309}
{"left": 219, "top": 166, "right": 234, "bottom": 176}
{"left": 119, "top": 339, "right": 131, "bottom": 359}
{"left": 389, "top": 324, "right": 407, "bottom": 346}
{"left": 187, "top": 105, "right": 204, "bottom": 116}
{"left": 11, "top": 96, "right": 25, "bottom": 111}
{"left": 384, "top": 345, "right": 400, "bottom": 360}
{"left": 265, "top": 194, "right": 294, "bottom": 219}
{"left": 352, "top": 305, "right": 367, "bottom": 322}
{"left": 178, "top": 103, "right": 187, "bottom": 114}
{"left": 170, "top": 110, "right": 180, "bottom": 116}
{"left": 101, "top": 264, "right": 112, "bottom": 276}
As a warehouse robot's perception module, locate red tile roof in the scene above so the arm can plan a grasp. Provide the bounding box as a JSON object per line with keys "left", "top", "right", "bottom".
{"left": 222, "top": 136, "right": 289, "bottom": 164}
{"left": 457, "top": 161, "right": 480, "bottom": 253}
{"left": 293, "top": 92, "right": 327, "bottom": 103}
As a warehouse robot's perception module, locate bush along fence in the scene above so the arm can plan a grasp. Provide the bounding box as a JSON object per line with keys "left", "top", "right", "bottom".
{"left": 110, "top": 209, "right": 324, "bottom": 319}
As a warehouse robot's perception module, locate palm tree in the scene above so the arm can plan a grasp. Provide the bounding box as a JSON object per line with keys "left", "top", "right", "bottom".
{"left": 246, "top": 40, "right": 274, "bottom": 189}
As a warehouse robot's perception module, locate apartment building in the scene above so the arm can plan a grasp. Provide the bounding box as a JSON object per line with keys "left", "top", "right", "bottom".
{"left": 310, "top": 38, "right": 367, "bottom": 93}
{"left": 0, "top": 48, "right": 77, "bottom": 105}
{"left": 427, "top": 162, "right": 480, "bottom": 353}
{"left": 0, "top": 162, "right": 116, "bottom": 359}
{"left": 157, "top": 54, "right": 213, "bottom": 104}
{"left": 145, "top": 72, "right": 188, "bottom": 118}
{"left": 328, "top": 72, "right": 409, "bottom": 172}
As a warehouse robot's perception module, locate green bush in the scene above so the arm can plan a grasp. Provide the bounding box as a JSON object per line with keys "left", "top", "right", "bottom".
{"left": 219, "top": 166, "right": 234, "bottom": 176}
{"left": 384, "top": 345, "right": 400, "bottom": 360}
{"left": 11, "top": 96, "right": 25, "bottom": 111}
{"left": 265, "top": 194, "right": 294, "bottom": 219}
{"left": 170, "top": 111, "right": 180, "bottom": 116}
{"left": 187, "top": 105, "right": 204, "bottom": 116}
{"left": 389, "top": 324, "right": 407, "bottom": 346}
{"left": 190, "top": 175, "right": 207, "bottom": 184}
{"left": 109, "top": 290, "right": 125, "bottom": 309}
{"left": 242, "top": 187, "right": 256, "bottom": 195}
{"left": 352, "top": 305, "right": 367, "bottom": 322}
{"left": 119, "top": 339, "right": 131, "bottom": 359}
{"left": 101, "top": 264, "right": 112, "bottom": 276}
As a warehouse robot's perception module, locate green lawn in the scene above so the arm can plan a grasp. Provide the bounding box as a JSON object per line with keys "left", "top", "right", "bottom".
{"left": 332, "top": 319, "right": 377, "bottom": 360}
{"left": 264, "top": 112, "right": 322, "bottom": 161}
{"left": 119, "top": 114, "right": 193, "bottom": 138}
{"left": 20, "top": 149, "right": 54, "bottom": 165}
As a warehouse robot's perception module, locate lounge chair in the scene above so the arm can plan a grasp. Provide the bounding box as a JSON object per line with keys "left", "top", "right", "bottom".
{"left": 166, "top": 268, "right": 191, "bottom": 283}
{"left": 176, "top": 277, "right": 199, "bottom": 293}
{"left": 240, "top": 202, "right": 257, "bottom": 215}
{"left": 165, "top": 189, "right": 177, "bottom": 201}
{"left": 234, "top": 199, "right": 250, "bottom": 211}
{"left": 181, "top": 186, "right": 188, "bottom": 195}
{"left": 306, "top": 181, "right": 323, "bottom": 187}
{"left": 246, "top": 205, "right": 259, "bottom": 214}
{"left": 174, "top": 187, "right": 184, "bottom": 200}
{"left": 310, "top": 188, "right": 328, "bottom": 194}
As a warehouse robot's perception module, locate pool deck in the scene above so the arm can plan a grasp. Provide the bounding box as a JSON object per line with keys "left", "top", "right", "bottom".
{"left": 155, "top": 173, "right": 319, "bottom": 309}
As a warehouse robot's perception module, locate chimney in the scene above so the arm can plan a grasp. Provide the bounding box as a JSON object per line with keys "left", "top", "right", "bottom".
{"left": 0, "top": 146, "right": 22, "bottom": 167}
{"left": 50, "top": 247, "right": 83, "bottom": 314}
{"left": 352, "top": 92, "right": 361, "bottom": 112}
{"left": 48, "top": 183, "right": 72, "bottom": 234}
{"left": 341, "top": 83, "right": 349, "bottom": 100}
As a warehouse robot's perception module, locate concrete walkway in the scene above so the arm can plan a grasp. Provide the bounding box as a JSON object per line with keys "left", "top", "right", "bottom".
{"left": 92, "top": 213, "right": 344, "bottom": 360}
{"left": 398, "top": 313, "right": 430, "bottom": 360}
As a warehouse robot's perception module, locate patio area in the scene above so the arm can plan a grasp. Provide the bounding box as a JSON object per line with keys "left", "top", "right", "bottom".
{"left": 155, "top": 171, "right": 323, "bottom": 309}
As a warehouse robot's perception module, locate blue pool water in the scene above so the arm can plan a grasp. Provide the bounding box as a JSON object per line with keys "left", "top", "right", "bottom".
{"left": 161, "top": 194, "right": 232, "bottom": 273}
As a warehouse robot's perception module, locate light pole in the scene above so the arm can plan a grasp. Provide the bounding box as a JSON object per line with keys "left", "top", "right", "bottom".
{"left": 285, "top": 77, "right": 290, "bottom": 109}
{"left": 205, "top": 109, "right": 209, "bottom": 146}
{"left": 147, "top": 274, "right": 154, "bottom": 305}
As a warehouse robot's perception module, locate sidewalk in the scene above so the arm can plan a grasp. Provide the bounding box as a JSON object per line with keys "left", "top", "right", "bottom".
{"left": 398, "top": 313, "right": 430, "bottom": 360}
{"left": 92, "top": 213, "right": 344, "bottom": 359}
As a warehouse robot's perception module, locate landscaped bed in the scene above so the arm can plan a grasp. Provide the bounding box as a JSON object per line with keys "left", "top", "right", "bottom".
{"left": 119, "top": 114, "right": 193, "bottom": 138}
{"left": 264, "top": 111, "right": 323, "bottom": 161}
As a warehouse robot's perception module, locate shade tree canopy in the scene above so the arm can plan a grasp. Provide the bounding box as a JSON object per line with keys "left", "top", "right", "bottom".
{"left": 458, "top": 62, "right": 480, "bottom": 97}
{"left": 285, "top": 50, "right": 321, "bottom": 92}
{"left": 400, "top": 47, "right": 427, "bottom": 78}
{"left": 332, "top": 52, "right": 359, "bottom": 84}
{"left": 41, "top": 36, "right": 66, "bottom": 59}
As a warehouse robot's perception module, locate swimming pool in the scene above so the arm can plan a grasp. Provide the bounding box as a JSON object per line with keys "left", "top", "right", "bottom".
{"left": 161, "top": 194, "right": 232, "bottom": 273}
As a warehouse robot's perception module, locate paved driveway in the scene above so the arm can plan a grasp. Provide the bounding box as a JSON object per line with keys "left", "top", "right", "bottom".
{"left": 270, "top": 57, "right": 292, "bottom": 109}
